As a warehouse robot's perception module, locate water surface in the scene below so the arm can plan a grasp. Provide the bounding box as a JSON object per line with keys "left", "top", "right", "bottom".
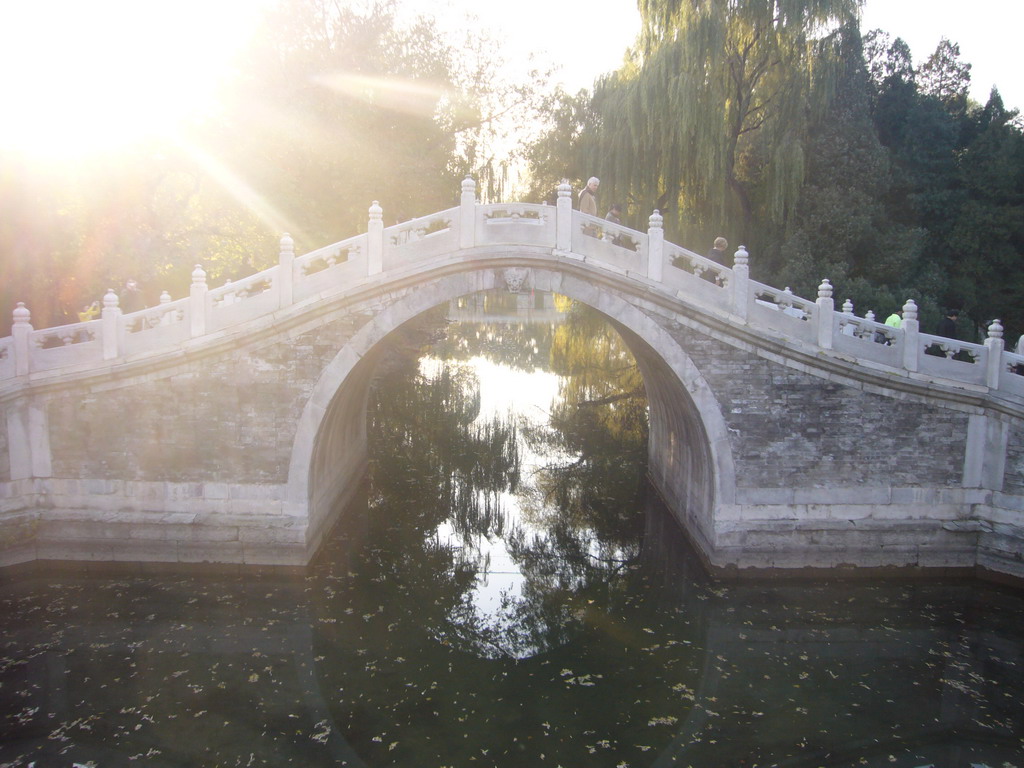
{"left": 1, "top": 295, "right": 1022, "bottom": 767}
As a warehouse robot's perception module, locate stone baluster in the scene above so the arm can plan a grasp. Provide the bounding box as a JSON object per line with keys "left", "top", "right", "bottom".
{"left": 859, "top": 310, "right": 876, "bottom": 340}
{"left": 367, "top": 201, "right": 384, "bottom": 275}
{"left": 11, "top": 302, "right": 32, "bottom": 376}
{"left": 278, "top": 233, "right": 294, "bottom": 308}
{"left": 816, "top": 279, "right": 834, "bottom": 349}
{"left": 985, "top": 319, "right": 1004, "bottom": 389}
{"left": 159, "top": 291, "right": 173, "bottom": 326}
{"left": 190, "top": 265, "right": 208, "bottom": 338}
{"left": 101, "top": 288, "right": 120, "bottom": 360}
{"left": 646, "top": 209, "right": 664, "bottom": 282}
{"left": 732, "top": 246, "right": 749, "bottom": 320}
{"left": 555, "top": 182, "right": 572, "bottom": 251}
{"left": 901, "top": 299, "right": 920, "bottom": 372}
{"left": 460, "top": 177, "right": 476, "bottom": 250}
{"left": 838, "top": 299, "right": 855, "bottom": 335}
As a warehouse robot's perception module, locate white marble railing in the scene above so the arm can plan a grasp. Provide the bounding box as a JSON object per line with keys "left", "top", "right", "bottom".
{"left": 3, "top": 178, "right": 1021, "bottom": 401}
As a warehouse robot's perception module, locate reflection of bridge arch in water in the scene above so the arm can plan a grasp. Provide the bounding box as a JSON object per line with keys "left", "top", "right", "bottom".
{"left": 294, "top": 264, "right": 735, "bottom": 565}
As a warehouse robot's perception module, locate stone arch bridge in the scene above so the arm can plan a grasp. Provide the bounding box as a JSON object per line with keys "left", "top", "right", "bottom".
{"left": 3, "top": 180, "right": 1023, "bottom": 580}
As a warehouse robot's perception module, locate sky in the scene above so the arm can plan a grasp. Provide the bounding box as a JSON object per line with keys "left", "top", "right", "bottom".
{"left": 0, "top": 0, "right": 1018, "bottom": 159}
{"left": 436, "top": 0, "right": 1021, "bottom": 110}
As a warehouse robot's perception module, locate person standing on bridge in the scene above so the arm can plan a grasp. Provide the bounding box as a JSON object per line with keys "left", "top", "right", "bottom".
{"left": 579, "top": 177, "right": 600, "bottom": 237}
{"left": 937, "top": 308, "right": 959, "bottom": 338}
{"left": 706, "top": 237, "right": 728, "bottom": 265}
{"left": 120, "top": 279, "right": 145, "bottom": 315}
{"left": 884, "top": 310, "right": 902, "bottom": 329}
{"left": 579, "top": 177, "right": 599, "bottom": 217}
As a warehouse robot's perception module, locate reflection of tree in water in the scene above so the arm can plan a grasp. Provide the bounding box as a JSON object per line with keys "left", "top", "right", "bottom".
{"left": 519, "top": 302, "right": 649, "bottom": 547}
{"left": 368, "top": 319, "right": 521, "bottom": 550}
{"left": 490, "top": 302, "right": 651, "bottom": 654}
{"left": 432, "top": 320, "right": 557, "bottom": 374}
{"left": 356, "top": 300, "right": 652, "bottom": 659}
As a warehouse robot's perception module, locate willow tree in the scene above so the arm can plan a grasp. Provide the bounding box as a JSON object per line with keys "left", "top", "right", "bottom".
{"left": 583, "top": 0, "right": 861, "bottom": 248}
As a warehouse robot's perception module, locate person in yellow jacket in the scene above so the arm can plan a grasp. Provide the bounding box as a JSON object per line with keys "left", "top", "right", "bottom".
{"left": 77, "top": 301, "right": 100, "bottom": 323}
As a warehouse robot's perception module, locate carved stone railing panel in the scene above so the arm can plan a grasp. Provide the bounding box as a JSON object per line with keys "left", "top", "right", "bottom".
{"left": 383, "top": 207, "right": 459, "bottom": 270}
{"left": 123, "top": 299, "right": 188, "bottom": 335}
{"left": 568, "top": 211, "right": 647, "bottom": 275}
{"left": 745, "top": 280, "right": 817, "bottom": 344}
{"left": 832, "top": 314, "right": 902, "bottom": 367}
{"left": 207, "top": 268, "right": 279, "bottom": 334}
{"left": 1001, "top": 351, "right": 1024, "bottom": 397}
{"left": 31, "top": 321, "right": 96, "bottom": 349}
{"left": 27, "top": 321, "right": 102, "bottom": 371}
{"left": 294, "top": 235, "right": 367, "bottom": 302}
{"left": 917, "top": 333, "right": 987, "bottom": 384}
{"left": 666, "top": 245, "right": 732, "bottom": 289}
{"left": 476, "top": 204, "right": 555, "bottom": 247}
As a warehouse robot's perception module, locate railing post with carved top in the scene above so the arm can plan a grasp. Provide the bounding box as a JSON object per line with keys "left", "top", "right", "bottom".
{"left": 901, "top": 299, "right": 919, "bottom": 372}
{"left": 278, "top": 233, "right": 294, "bottom": 309}
{"left": 460, "top": 177, "right": 476, "bottom": 250}
{"left": 190, "top": 265, "right": 208, "bottom": 339}
{"left": 12, "top": 302, "right": 32, "bottom": 375}
{"left": 6, "top": 307, "right": 51, "bottom": 478}
{"left": 368, "top": 201, "right": 383, "bottom": 275}
{"left": 555, "top": 182, "right": 572, "bottom": 251}
{"left": 985, "top": 319, "right": 1004, "bottom": 389}
{"left": 646, "top": 210, "right": 664, "bottom": 282}
{"left": 100, "top": 289, "right": 120, "bottom": 360}
{"left": 732, "top": 246, "right": 749, "bottom": 320}
{"left": 816, "top": 279, "right": 834, "bottom": 349}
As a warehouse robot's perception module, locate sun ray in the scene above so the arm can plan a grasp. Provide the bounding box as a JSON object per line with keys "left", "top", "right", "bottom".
{"left": 173, "top": 138, "right": 303, "bottom": 247}
{"left": 313, "top": 71, "right": 450, "bottom": 117}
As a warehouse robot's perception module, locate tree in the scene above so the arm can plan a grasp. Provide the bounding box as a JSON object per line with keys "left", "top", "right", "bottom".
{"left": 918, "top": 38, "right": 972, "bottom": 118}
{"left": 945, "top": 90, "right": 1024, "bottom": 340}
{"left": 557, "top": 0, "right": 861, "bottom": 248}
{"left": 773, "top": 25, "right": 928, "bottom": 318}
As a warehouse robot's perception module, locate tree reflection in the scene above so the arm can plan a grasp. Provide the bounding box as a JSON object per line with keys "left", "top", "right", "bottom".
{"left": 520, "top": 302, "right": 649, "bottom": 547}
{"left": 354, "top": 297, "right": 651, "bottom": 660}
{"left": 367, "top": 321, "right": 521, "bottom": 548}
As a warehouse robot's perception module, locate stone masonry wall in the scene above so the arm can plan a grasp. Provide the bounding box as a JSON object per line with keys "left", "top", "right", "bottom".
{"left": 46, "top": 308, "right": 373, "bottom": 484}
{"left": 654, "top": 315, "right": 970, "bottom": 490}
{"left": 1003, "top": 422, "right": 1024, "bottom": 496}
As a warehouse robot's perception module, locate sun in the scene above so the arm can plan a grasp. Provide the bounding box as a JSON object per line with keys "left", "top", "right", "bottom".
{"left": 0, "top": 0, "right": 265, "bottom": 159}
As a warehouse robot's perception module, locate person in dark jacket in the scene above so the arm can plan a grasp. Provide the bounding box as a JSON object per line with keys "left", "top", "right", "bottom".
{"left": 707, "top": 236, "right": 728, "bottom": 265}
{"left": 937, "top": 309, "right": 959, "bottom": 338}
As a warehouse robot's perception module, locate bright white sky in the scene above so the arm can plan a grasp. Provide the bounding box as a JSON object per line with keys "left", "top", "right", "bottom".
{"left": 0, "top": 0, "right": 1017, "bottom": 158}
{"left": 438, "top": 0, "right": 1020, "bottom": 109}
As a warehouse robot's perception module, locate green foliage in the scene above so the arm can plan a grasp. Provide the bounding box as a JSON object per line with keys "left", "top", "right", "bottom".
{"left": 772, "top": 25, "right": 930, "bottom": 319}
{"left": 537, "top": 0, "right": 861, "bottom": 249}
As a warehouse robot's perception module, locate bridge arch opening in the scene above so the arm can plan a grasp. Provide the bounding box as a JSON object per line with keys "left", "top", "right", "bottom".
{"left": 288, "top": 267, "right": 737, "bottom": 565}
